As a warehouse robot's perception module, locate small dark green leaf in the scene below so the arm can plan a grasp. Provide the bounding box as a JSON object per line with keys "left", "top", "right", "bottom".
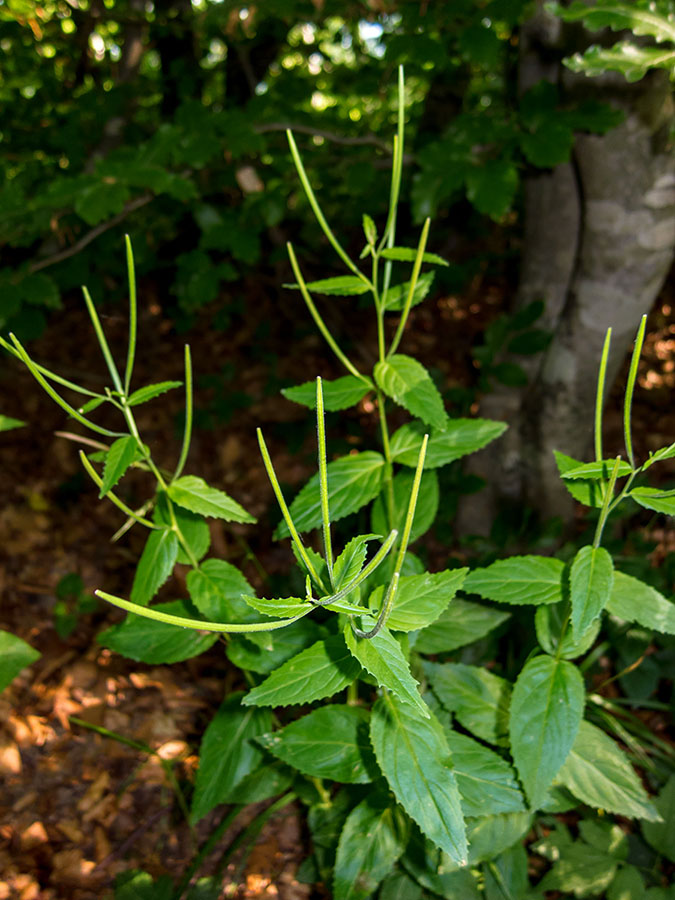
{"left": 642, "top": 774, "right": 675, "bottom": 862}
{"left": 186, "top": 559, "right": 255, "bottom": 622}
{"left": 275, "top": 452, "right": 385, "bottom": 539}
{"left": 535, "top": 602, "right": 601, "bottom": 659}
{"left": 380, "top": 247, "right": 449, "bottom": 266}
{"left": 258, "top": 705, "right": 378, "bottom": 784}
{"left": 368, "top": 568, "right": 468, "bottom": 632}
{"left": 390, "top": 419, "right": 507, "bottom": 468}
{"left": 464, "top": 556, "right": 565, "bottom": 606}
{"left": 191, "top": 692, "right": 273, "bottom": 823}
{"left": 130, "top": 529, "right": 178, "bottom": 606}
{"left": 466, "top": 160, "right": 518, "bottom": 219}
{"left": 370, "top": 693, "right": 468, "bottom": 865}
{"left": 127, "top": 381, "right": 183, "bottom": 406}
{"left": 415, "top": 599, "right": 510, "bottom": 654}
{"left": 98, "top": 600, "right": 218, "bottom": 663}
{"left": 345, "top": 620, "right": 428, "bottom": 717}
{"left": 492, "top": 361, "right": 527, "bottom": 386}
{"left": 446, "top": 729, "right": 526, "bottom": 817}
{"left": 282, "top": 375, "right": 370, "bottom": 411}
{"left": 114, "top": 870, "right": 174, "bottom": 900}
{"left": 100, "top": 435, "right": 137, "bottom": 498}
{"left": 334, "top": 795, "right": 408, "bottom": 900}
{"left": 222, "top": 759, "right": 294, "bottom": 804}
{"left": 506, "top": 328, "right": 552, "bottom": 355}
{"left": 570, "top": 545, "right": 613, "bottom": 637}
{"left": 0, "top": 630, "right": 40, "bottom": 691}
{"left": 509, "top": 655, "right": 585, "bottom": 809}
{"left": 425, "top": 661, "right": 512, "bottom": 746}
{"left": 243, "top": 636, "right": 361, "bottom": 707}
{"left": 168, "top": 475, "right": 255, "bottom": 523}
{"left": 374, "top": 355, "right": 448, "bottom": 431}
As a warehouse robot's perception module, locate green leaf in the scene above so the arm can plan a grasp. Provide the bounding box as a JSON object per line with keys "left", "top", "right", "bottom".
{"left": 130, "top": 529, "right": 178, "bottom": 606}
{"left": 374, "top": 354, "right": 448, "bottom": 431}
{"left": 563, "top": 459, "right": 632, "bottom": 480}
{"left": 547, "top": 1, "right": 675, "bottom": 43}
{"left": 402, "top": 828, "right": 481, "bottom": 897}
{"left": 275, "top": 452, "right": 385, "bottom": 539}
{"left": 630, "top": 487, "right": 675, "bottom": 516}
{"left": 333, "top": 534, "right": 380, "bottom": 590}
{"left": 642, "top": 774, "right": 675, "bottom": 862}
{"left": 535, "top": 602, "right": 601, "bottom": 659}
{"left": 570, "top": 545, "right": 614, "bottom": 637}
{"left": 608, "top": 866, "right": 646, "bottom": 900}
{"left": 506, "top": 328, "right": 552, "bottom": 355}
{"left": 371, "top": 469, "right": 439, "bottom": 544}
{"left": 464, "top": 556, "right": 565, "bottom": 606}
{"left": 258, "top": 705, "right": 378, "bottom": 784}
{"left": 466, "top": 811, "right": 533, "bottom": 865}
{"left": 154, "top": 499, "right": 210, "bottom": 566}
{"left": 344, "top": 619, "right": 429, "bottom": 717}
{"left": 0, "top": 630, "right": 40, "bottom": 691}
{"left": 288, "top": 276, "right": 371, "bottom": 296}
{"left": 492, "top": 362, "right": 527, "bottom": 387}
{"left": 282, "top": 375, "right": 371, "bottom": 411}
{"left": 222, "top": 759, "right": 294, "bottom": 805}
{"left": 425, "top": 661, "right": 512, "bottom": 746}
{"left": 643, "top": 442, "right": 675, "bottom": 468}
{"left": 390, "top": 418, "right": 507, "bottom": 468}
{"left": 114, "top": 870, "right": 174, "bottom": 900}
{"left": 0, "top": 414, "right": 25, "bottom": 432}
{"left": 368, "top": 568, "right": 468, "bottom": 632}
{"left": 243, "top": 636, "right": 361, "bottom": 707}
{"left": 415, "top": 599, "right": 510, "bottom": 654}
{"left": 226, "top": 619, "right": 320, "bottom": 675}
{"left": 483, "top": 843, "right": 529, "bottom": 900}
{"left": 362, "top": 213, "right": 377, "bottom": 245}
{"left": 554, "top": 450, "right": 606, "bottom": 508}
{"left": 521, "top": 120, "right": 574, "bottom": 168}
{"left": 370, "top": 694, "right": 468, "bottom": 865}
{"left": 334, "top": 795, "right": 408, "bottom": 900}
{"left": 241, "top": 595, "right": 313, "bottom": 619}
{"left": 557, "top": 720, "right": 660, "bottom": 820}
{"left": 466, "top": 160, "right": 518, "bottom": 219}
{"left": 379, "top": 872, "right": 424, "bottom": 900}
{"left": 100, "top": 435, "right": 137, "bottom": 498}
{"left": 190, "top": 692, "right": 273, "bottom": 823}
{"left": 607, "top": 571, "right": 675, "bottom": 634}
{"left": 98, "top": 600, "right": 218, "bottom": 663}
{"left": 567, "top": 42, "right": 675, "bottom": 82}
{"left": 446, "top": 729, "right": 526, "bottom": 818}
{"left": 75, "top": 180, "right": 130, "bottom": 226}
{"left": 509, "top": 655, "right": 585, "bottom": 809}
{"left": 186, "top": 559, "right": 255, "bottom": 623}
{"left": 380, "top": 247, "right": 449, "bottom": 266}
{"left": 382, "top": 272, "right": 435, "bottom": 312}
{"left": 538, "top": 838, "right": 618, "bottom": 897}
{"left": 168, "top": 475, "right": 255, "bottom": 523}
{"left": 127, "top": 381, "right": 183, "bottom": 406}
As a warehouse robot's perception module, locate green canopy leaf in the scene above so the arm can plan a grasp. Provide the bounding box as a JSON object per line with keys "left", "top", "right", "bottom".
{"left": 415, "top": 599, "right": 510, "bottom": 654}
{"left": 382, "top": 272, "right": 435, "bottom": 312}
{"left": 570, "top": 545, "right": 614, "bottom": 637}
{"left": 287, "top": 275, "right": 370, "bottom": 295}
{"left": 607, "top": 570, "right": 675, "bottom": 634}
{"left": 380, "top": 247, "right": 449, "bottom": 266}
{"left": 464, "top": 556, "right": 565, "bottom": 606}
{"left": 371, "top": 469, "right": 439, "bottom": 544}
{"left": 630, "top": 487, "right": 675, "bottom": 516}
{"left": 368, "top": 568, "right": 468, "bottom": 632}
{"left": 100, "top": 435, "right": 137, "bottom": 498}
{"left": 446, "top": 729, "right": 526, "bottom": 818}
{"left": 282, "top": 375, "right": 371, "bottom": 411}
{"left": 425, "top": 661, "right": 512, "bottom": 746}
{"left": 390, "top": 419, "right": 507, "bottom": 468}
{"left": 127, "top": 381, "right": 183, "bottom": 406}
{"left": 187, "top": 558, "right": 255, "bottom": 622}
{"left": 374, "top": 354, "right": 448, "bottom": 431}
{"left": 509, "top": 655, "right": 585, "bottom": 809}
{"left": 168, "top": 475, "right": 255, "bottom": 523}
{"left": 130, "top": 528, "right": 178, "bottom": 606}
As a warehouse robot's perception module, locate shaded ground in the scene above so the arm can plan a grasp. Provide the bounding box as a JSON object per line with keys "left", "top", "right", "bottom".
{"left": 1, "top": 268, "right": 674, "bottom": 899}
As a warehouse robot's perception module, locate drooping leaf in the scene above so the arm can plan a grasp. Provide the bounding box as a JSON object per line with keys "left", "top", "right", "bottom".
{"left": 275, "top": 452, "right": 385, "bottom": 539}
{"left": 333, "top": 534, "right": 380, "bottom": 590}
{"left": 630, "top": 487, "right": 675, "bottom": 517}
{"left": 509, "top": 655, "right": 585, "bottom": 809}
{"left": 606, "top": 570, "right": 675, "bottom": 635}
{"left": 287, "top": 275, "right": 371, "bottom": 296}
{"left": 370, "top": 693, "right": 468, "bottom": 865}
{"left": 98, "top": 600, "right": 218, "bottom": 663}
{"left": 127, "top": 381, "right": 183, "bottom": 406}
{"left": 380, "top": 247, "right": 449, "bottom": 266}
{"left": 370, "top": 469, "right": 439, "bottom": 544}
{"left": 257, "top": 705, "right": 378, "bottom": 784}
{"left": 446, "top": 729, "right": 526, "bottom": 818}
{"left": 464, "top": 555, "right": 565, "bottom": 606}
{"left": 570, "top": 545, "right": 614, "bottom": 637}
{"left": 390, "top": 418, "right": 507, "bottom": 468}
{"left": 554, "top": 450, "right": 606, "bottom": 508}
{"left": 374, "top": 354, "right": 448, "bottom": 431}
{"left": 0, "top": 630, "right": 41, "bottom": 691}
{"left": 557, "top": 720, "right": 660, "bottom": 821}
{"left": 190, "top": 692, "right": 273, "bottom": 823}
{"left": 344, "top": 619, "right": 429, "bottom": 717}
{"left": 415, "top": 599, "right": 510, "bottom": 654}
{"left": 333, "top": 795, "right": 408, "bottom": 900}
{"left": 243, "top": 636, "right": 361, "bottom": 708}
{"left": 382, "top": 272, "right": 435, "bottom": 312}
{"left": 99, "top": 435, "right": 137, "bottom": 498}
{"left": 368, "top": 568, "right": 468, "bottom": 632}
{"left": 535, "top": 601, "right": 601, "bottom": 659}
{"left": 642, "top": 774, "right": 675, "bottom": 862}
{"left": 282, "top": 375, "right": 371, "bottom": 411}
{"left": 130, "top": 529, "right": 179, "bottom": 606}
{"left": 168, "top": 475, "right": 255, "bottom": 523}
{"left": 187, "top": 559, "right": 255, "bottom": 622}
{"left": 425, "top": 661, "right": 512, "bottom": 746}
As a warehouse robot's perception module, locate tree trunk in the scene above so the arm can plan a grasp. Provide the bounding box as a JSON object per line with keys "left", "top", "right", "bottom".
{"left": 457, "top": 11, "right": 675, "bottom": 536}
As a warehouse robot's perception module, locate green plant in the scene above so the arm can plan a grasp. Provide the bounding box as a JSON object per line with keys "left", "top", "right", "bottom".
{"left": 5, "top": 72, "right": 675, "bottom": 900}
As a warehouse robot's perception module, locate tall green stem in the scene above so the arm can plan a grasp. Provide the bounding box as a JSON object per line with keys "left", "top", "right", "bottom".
{"left": 623, "top": 315, "right": 647, "bottom": 469}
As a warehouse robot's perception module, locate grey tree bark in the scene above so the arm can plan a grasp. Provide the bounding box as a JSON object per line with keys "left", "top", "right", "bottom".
{"left": 457, "top": 10, "right": 675, "bottom": 536}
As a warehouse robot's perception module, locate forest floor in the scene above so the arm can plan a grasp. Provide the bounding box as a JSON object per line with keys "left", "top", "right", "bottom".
{"left": 1, "top": 267, "right": 674, "bottom": 900}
